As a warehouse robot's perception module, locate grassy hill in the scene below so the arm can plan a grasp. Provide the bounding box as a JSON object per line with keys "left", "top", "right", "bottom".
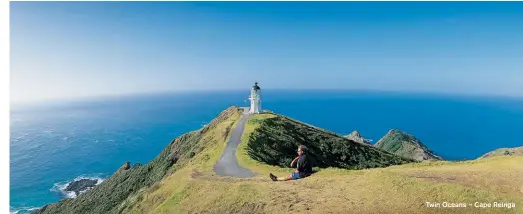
{"left": 35, "top": 107, "right": 523, "bottom": 214}
{"left": 480, "top": 146, "right": 523, "bottom": 159}
{"left": 375, "top": 129, "right": 444, "bottom": 161}
{"left": 35, "top": 106, "right": 243, "bottom": 214}
{"left": 243, "top": 113, "right": 413, "bottom": 170}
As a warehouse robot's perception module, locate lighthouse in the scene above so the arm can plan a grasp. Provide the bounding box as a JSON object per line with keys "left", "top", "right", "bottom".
{"left": 249, "top": 82, "right": 262, "bottom": 114}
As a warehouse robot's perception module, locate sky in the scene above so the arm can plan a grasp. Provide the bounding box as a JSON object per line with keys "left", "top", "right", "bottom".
{"left": 10, "top": 2, "right": 523, "bottom": 104}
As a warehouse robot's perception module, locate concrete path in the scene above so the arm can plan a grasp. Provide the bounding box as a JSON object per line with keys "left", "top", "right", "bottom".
{"left": 214, "top": 108, "right": 256, "bottom": 178}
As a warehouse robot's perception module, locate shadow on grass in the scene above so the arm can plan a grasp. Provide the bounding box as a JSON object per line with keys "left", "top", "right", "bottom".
{"left": 246, "top": 116, "right": 413, "bottom": 171}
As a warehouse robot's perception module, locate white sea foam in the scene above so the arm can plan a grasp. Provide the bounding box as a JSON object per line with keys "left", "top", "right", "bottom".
{"left": 10, "top": 206, "right": 40, "bottom": 214}
{"left": 50, "top": 174, "right": 106, "bottom": 199}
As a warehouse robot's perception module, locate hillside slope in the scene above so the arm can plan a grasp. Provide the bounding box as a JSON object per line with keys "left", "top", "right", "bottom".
{"left": 374, "top": 129, "right": 444, "bottom": 161}
{"left": 480, "top": 146, "right": 523, "bottom": 158}
{"left": 35, "top": 107, "right": 523, "bottom": 214}
{"left": 243, "top": 113, "right": 414, "bottom": 169}
{"left": 35, "top": 106, "right": 243, "bottom": 214}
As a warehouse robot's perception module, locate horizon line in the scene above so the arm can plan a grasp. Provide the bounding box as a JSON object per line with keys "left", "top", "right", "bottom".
{"left": 11, "top": 87, "right": 523, "bottom": 108}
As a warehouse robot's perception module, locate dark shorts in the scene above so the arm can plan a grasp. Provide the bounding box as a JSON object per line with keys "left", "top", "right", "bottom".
{"left": 291, "top": 172, "right": 302, "bottom": 180}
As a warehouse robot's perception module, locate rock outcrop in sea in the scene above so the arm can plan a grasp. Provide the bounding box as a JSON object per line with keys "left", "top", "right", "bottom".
{"left": 63, "top": 179, "right": 99, "bottom": 197}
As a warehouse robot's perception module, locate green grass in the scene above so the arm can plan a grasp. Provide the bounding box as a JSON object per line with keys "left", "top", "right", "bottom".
{"left": 374, "top": 129, "right": 442, "bottom": 161}
{"left": 36, "top": 107, "right": 523, "bottom": 214}
{"left": 236, "top": 113, "right": 294, "bottom": 175}
{"left": 239, "top": 113, "right": 413, "bottom": 170}
{"left": 36, "top": 130, "right": 188, "bottom": 214}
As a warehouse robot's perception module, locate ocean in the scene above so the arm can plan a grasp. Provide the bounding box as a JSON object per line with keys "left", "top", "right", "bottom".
{"left": 9, "top": 90, "right": 523, "bottom": 213}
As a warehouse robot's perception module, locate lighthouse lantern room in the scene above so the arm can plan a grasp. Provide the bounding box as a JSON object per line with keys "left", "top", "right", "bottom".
{"left": 249, "top": 82, "right": 262, "bottom": 114}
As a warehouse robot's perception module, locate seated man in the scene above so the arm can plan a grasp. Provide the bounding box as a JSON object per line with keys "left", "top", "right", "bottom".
{"left": 270, "top": 145, "right": 313, "bottom": 181}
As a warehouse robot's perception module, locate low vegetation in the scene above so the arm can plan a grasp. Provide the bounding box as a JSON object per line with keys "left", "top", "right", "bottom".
{"left": 35, "top": 107, "right": 242, "bottom": 214}
{"left": 480, "top": 146, "right": 523, "bottom": 159}
{"left": 374, "top": 129, "right": 443, "bottom": 161}
{"left": 244, "top": 113, "right": 413, "bottom": 170}
{"left": 36, "top": 136, "right": 180, "bottom": 214}
{"left": 35, "top": 107, "right": 523, "bottom": 214}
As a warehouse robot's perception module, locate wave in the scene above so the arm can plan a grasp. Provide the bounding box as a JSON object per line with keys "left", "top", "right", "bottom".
{"left": 50, "top": 174, "right": 106, "bottom": 199}
{"left": 10, "top": 206, "right": 40, "bottom": 214}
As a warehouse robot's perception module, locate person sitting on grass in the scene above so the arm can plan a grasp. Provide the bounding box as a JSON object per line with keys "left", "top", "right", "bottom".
{"left": 270, "top": 145, "right": 313, "bottom": 181}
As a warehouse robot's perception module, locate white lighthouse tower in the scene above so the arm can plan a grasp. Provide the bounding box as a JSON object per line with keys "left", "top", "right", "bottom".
{"left": 249, "top": 82, "right": 262, "bottom": 114}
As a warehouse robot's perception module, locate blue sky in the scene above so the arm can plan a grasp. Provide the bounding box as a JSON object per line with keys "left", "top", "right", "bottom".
{"left": 10, "top": 2, "right": 523, "bottom": 104}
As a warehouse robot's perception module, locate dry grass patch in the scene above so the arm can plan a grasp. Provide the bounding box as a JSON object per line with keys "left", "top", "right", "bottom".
{"left": 119, "top": 110, "right": 523, "bottom": 214}
{"left": 395, "top": 156, "right": 523, "bottom": 197}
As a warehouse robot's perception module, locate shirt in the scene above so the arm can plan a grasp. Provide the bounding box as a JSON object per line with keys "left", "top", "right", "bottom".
{"left": 296, "top": 154, "right": 313, "bottom": 177}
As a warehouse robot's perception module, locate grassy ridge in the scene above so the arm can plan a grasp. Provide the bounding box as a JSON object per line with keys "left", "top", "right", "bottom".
{"left": 36, "top": 136, "right": 181, "bottom": 214}
{"left": 233, "top": 113, "right": 522, "bottom": 214}
{"left": 116, "top": 107, "right": 245, "bottom": 213}
{"left": 245, "top": 113, "right": 414, "bottom": 170}
{"left": 34, "top": 107, "right": 242, "bottom": 214}
{"left": 34, "top": 107, "right": 523, "bottom": 214}
{"left": 480, "top": 146, "right": 523, "bottom": 159}
{"left": 375, "top": 129, "right": 443, "bottom": 161}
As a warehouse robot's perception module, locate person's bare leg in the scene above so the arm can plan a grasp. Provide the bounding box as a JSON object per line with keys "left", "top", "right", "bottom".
{"left": 270, "top": 173, "right": 292, "bottom": 181}
{"left": 277, "top": 175, "right": 292, "bottom": 181}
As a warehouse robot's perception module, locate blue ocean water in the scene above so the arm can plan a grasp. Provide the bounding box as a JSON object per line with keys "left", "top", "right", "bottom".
{"left": 10, "top": 90, "right": 523, "bottom": 213}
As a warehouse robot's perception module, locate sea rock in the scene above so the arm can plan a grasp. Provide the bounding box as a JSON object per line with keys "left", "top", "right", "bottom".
{"left": 374, "top": 129, "right": 443, "bottom": 161}
{"left": 63, "top": 179, "right": 98, "bottom": 196}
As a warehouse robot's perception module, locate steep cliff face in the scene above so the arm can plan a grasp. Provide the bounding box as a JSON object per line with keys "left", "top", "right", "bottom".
{"left": 480, "top": 146, "right": 523, "bottom": 159}
{"left": 34, "top": 107, "right": 242, "bottom": 214}
{"left": 374, "top": 129, "right": 443, "bottom": 161}
{"left": 245, "top": 114, "right": 414, "bottom": 169}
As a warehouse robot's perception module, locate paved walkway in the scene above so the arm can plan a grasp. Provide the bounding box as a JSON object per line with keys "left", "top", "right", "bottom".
{"left": 213, "top": 108, "right": 256, "bottom": 178}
